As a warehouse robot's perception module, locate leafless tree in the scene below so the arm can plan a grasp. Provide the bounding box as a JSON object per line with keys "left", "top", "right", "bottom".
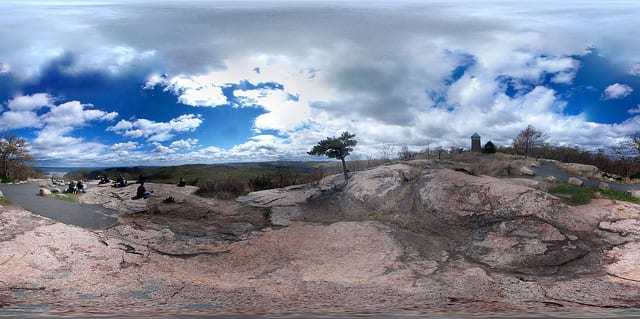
{"left": 513, "top": 125, "right": 547, "bottom": 157}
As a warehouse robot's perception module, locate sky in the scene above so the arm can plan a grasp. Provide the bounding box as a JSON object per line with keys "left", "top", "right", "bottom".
{"left": 1, "top": 1, "right": 640, "bottom": 167}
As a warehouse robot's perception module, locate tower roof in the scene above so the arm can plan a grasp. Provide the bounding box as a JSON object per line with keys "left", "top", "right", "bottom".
{"left": 471, "top": 133, "right": 481, "bottom": 139}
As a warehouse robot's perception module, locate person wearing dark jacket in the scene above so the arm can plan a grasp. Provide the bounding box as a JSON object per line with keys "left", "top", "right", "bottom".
{"left": 135, "top": 182, "right": 151, "bottom": 199}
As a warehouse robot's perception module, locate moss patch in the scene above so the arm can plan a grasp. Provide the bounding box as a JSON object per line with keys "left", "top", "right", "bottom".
{"left": 549, "top": 183, "right": 640, "bottom": 206}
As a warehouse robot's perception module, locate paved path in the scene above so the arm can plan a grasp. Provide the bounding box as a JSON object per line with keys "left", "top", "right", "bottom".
{"left": 0, "top": 182, "right": 118, "bottom": 229}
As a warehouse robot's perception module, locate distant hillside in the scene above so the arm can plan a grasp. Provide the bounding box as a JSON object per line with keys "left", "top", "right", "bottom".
{"left": 65, "top": 161, "right": 344, "bottom": 188}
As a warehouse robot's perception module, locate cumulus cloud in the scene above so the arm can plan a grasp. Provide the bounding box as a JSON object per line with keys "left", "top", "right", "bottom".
{"left": 7, "top": 93, "right": 52, "bottom": 111}
{"left": 169, "top": 138, "right": 198, "bottom": 151}
{"left": 0, "top": 62, "right": 9, "bottom": 73}
{"left": 630, "top": 64, "right": 640, "bottom": 76}
{"left": 43, "top": 101, "right": 118, "bottom": 129}
{"left": 603, "top": 83, "right": 634, "bottom": 100}
{"left": 0, "top": 110, "right": 42, "bottom": 130}
{"left": 107, "top": 114, "right": 203, "bottom": 142}
{"left": 629, "top": 105, "right": 640, "bottom": 114}
{"left": 110, "top": 141, "right": 139, "bottom": 152}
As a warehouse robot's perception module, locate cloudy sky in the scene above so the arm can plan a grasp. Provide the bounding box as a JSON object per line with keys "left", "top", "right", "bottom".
{"left": 1, "top": 1, "right": 640, "bottom": 166}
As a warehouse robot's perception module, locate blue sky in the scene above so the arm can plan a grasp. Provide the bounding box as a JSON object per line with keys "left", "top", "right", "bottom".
{"left": 1, "top": 1, "right": 640, "bottom": 166}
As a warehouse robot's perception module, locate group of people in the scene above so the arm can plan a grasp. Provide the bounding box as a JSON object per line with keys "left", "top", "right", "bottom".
{"left": 55, "top": 173, "right": 189, "bottom": 200}
{"left": 66, "top": 179, "right": 85, "bottom": 194}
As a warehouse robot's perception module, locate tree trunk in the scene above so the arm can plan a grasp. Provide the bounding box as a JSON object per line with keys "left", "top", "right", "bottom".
{"left": 340, "top": 157, "right": 348, "bottom": 182}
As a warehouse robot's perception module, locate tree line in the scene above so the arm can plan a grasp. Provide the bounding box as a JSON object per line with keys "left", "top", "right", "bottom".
{"left": 500, "top": 125, "right": 640, "bottom": 178}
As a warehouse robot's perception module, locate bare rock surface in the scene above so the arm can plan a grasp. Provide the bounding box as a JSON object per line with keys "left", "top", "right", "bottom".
{"left": 557, "top": 162, "right": 601, "bottom": 179}
{"left": 2, "top": 162, "right": 640, "bottom": 316}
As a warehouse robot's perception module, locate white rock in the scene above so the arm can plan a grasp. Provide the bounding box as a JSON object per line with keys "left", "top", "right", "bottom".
{"left": 544, "top": 176, "right": 558, "bottom": 183}
{"left": 520, "top": 166, "right": 535, "bottom": 176}
{"left": 598, "top": 182, "right": 609, "bottom": 190}
{"left": 626, "top": 190, "right": 640, "bottom": 199}
{"left": 39, "top": 188, "right": 52, "bottom": 196}
{"left": 568, "top": 177, "right": 584, "bottom": 186}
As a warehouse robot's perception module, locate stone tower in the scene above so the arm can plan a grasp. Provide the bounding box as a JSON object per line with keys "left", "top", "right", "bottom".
{"left": 471, "top": 133, "right": 481, "bottom": 152}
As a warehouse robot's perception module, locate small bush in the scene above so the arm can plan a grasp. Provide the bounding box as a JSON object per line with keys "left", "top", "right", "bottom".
{"left": 249, "top": 174, "right": 274, "bottom": 191}
{"left": 1, "top": 175, "right": 11, "bottom": 184}
{"left": 0, "top": 197, "right": 11, "bottom": 205}
{"left": 163, "top": 196, "right": 176, "bottom": 204}
{"left": 48, "top": 193, "right": 77, "bottom": 203}
{"left": 196, "top": 177, "right": 246, "bottom": 199}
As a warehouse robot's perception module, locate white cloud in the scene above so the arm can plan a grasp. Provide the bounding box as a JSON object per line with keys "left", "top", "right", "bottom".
{"left": 629, "top": 105, "right": 640, "bottom": 114}
{"left": 0, "top": 111, "right": 42, "bottom": 130}
{"left": 169, "top": 138, "right": 198, "bottom": 151}
{"left": 0, "top": 62, "right": 9, "bottom": 73}
{"left": 603, "top": 83, "right": 634, "bottom": 100}
{"left": 7, "top": 93, "right": 52, "bottom": 111}
{"left": 43, "top": 100, "right": 118, "bottom": 129}
{"left": 110, "top": 141, "right": 139, "bottom": 152}
{"left": 630, "top": 64, "right": 640, "bottom": 76}
{"left": 151, "top": 142, "right": 175, "bottom": 154}
{"left": 107, "top": 114, "right": 203, "bottom": 142}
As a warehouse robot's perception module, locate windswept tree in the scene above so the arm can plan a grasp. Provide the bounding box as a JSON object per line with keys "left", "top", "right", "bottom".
{"left": 308, "top": 131, "right": 357, "bottom": 182}
{"left": 0, "top": 133, "right": 34, "bottom": 182}
{"left": 513, "top": 125, "right": 547, "bottom": 157}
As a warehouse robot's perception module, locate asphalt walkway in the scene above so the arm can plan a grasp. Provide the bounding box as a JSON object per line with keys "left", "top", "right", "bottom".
{"left": 533, "top": 161, "right": 640, "bottom": 192}
{"left": 0, "top": 181, "right": 118, "bottom": 229}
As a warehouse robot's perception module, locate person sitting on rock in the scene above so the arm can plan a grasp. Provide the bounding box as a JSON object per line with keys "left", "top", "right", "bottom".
{"left": 133, "top": 181, "right": 151, "bottom": 200}
{"left": 76, "top": 180, "right": 85, "bottom": 193}
{"left": 177, "top": 177, "right": 186, "bottom": 187}
{"left": 98, "top": 175, "right": 110, "bottom": 185}
{"left": 67, "top": 181, "right": 76, "bottom": 194}
{"left": 113, "top": 174, "right": 127, "bottom": 188}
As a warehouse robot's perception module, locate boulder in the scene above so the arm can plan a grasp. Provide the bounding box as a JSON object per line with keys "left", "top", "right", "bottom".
{"left": 0, "top": 190, "right": 3, "bottom": 198}
{"left": 544, "top": 176, "right": 558, "bottom": 183}
{"left": 519, "top": 166, "right": 535, "bottom": 176}
{"left": 598, "top": 182, "right": 609, "bottom": 190}
{"left": 568, "top": 177, "right": 584, "bottom": 186}
{"left": 51, "top": 188, "right": 62, "bottom": 193}
{"left": 529, "top": 161, "right": 540, "bottom": 168}
{"left": 39, "top": 188, "right": 52, "bottom": 196}
{"left": 627, "top": 190, "right": 640, "bottom": 199}
{"left": 558, "top": 162, "right": 601, "bottom": 179}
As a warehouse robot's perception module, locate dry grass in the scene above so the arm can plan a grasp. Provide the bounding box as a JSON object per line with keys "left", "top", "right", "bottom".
{"left": 452, "top": 152, "right": 533, "bottom": 177}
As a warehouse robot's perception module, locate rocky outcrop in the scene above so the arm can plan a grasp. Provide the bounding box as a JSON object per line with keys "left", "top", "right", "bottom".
{"left": 235, "top": 163, "right": 640, "bottom": 311}
{"left": 557, "top": 162, "right": 601, "bottom": 179}
{"left": 241, "top": 164, "right": 588, "bottom": 274}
